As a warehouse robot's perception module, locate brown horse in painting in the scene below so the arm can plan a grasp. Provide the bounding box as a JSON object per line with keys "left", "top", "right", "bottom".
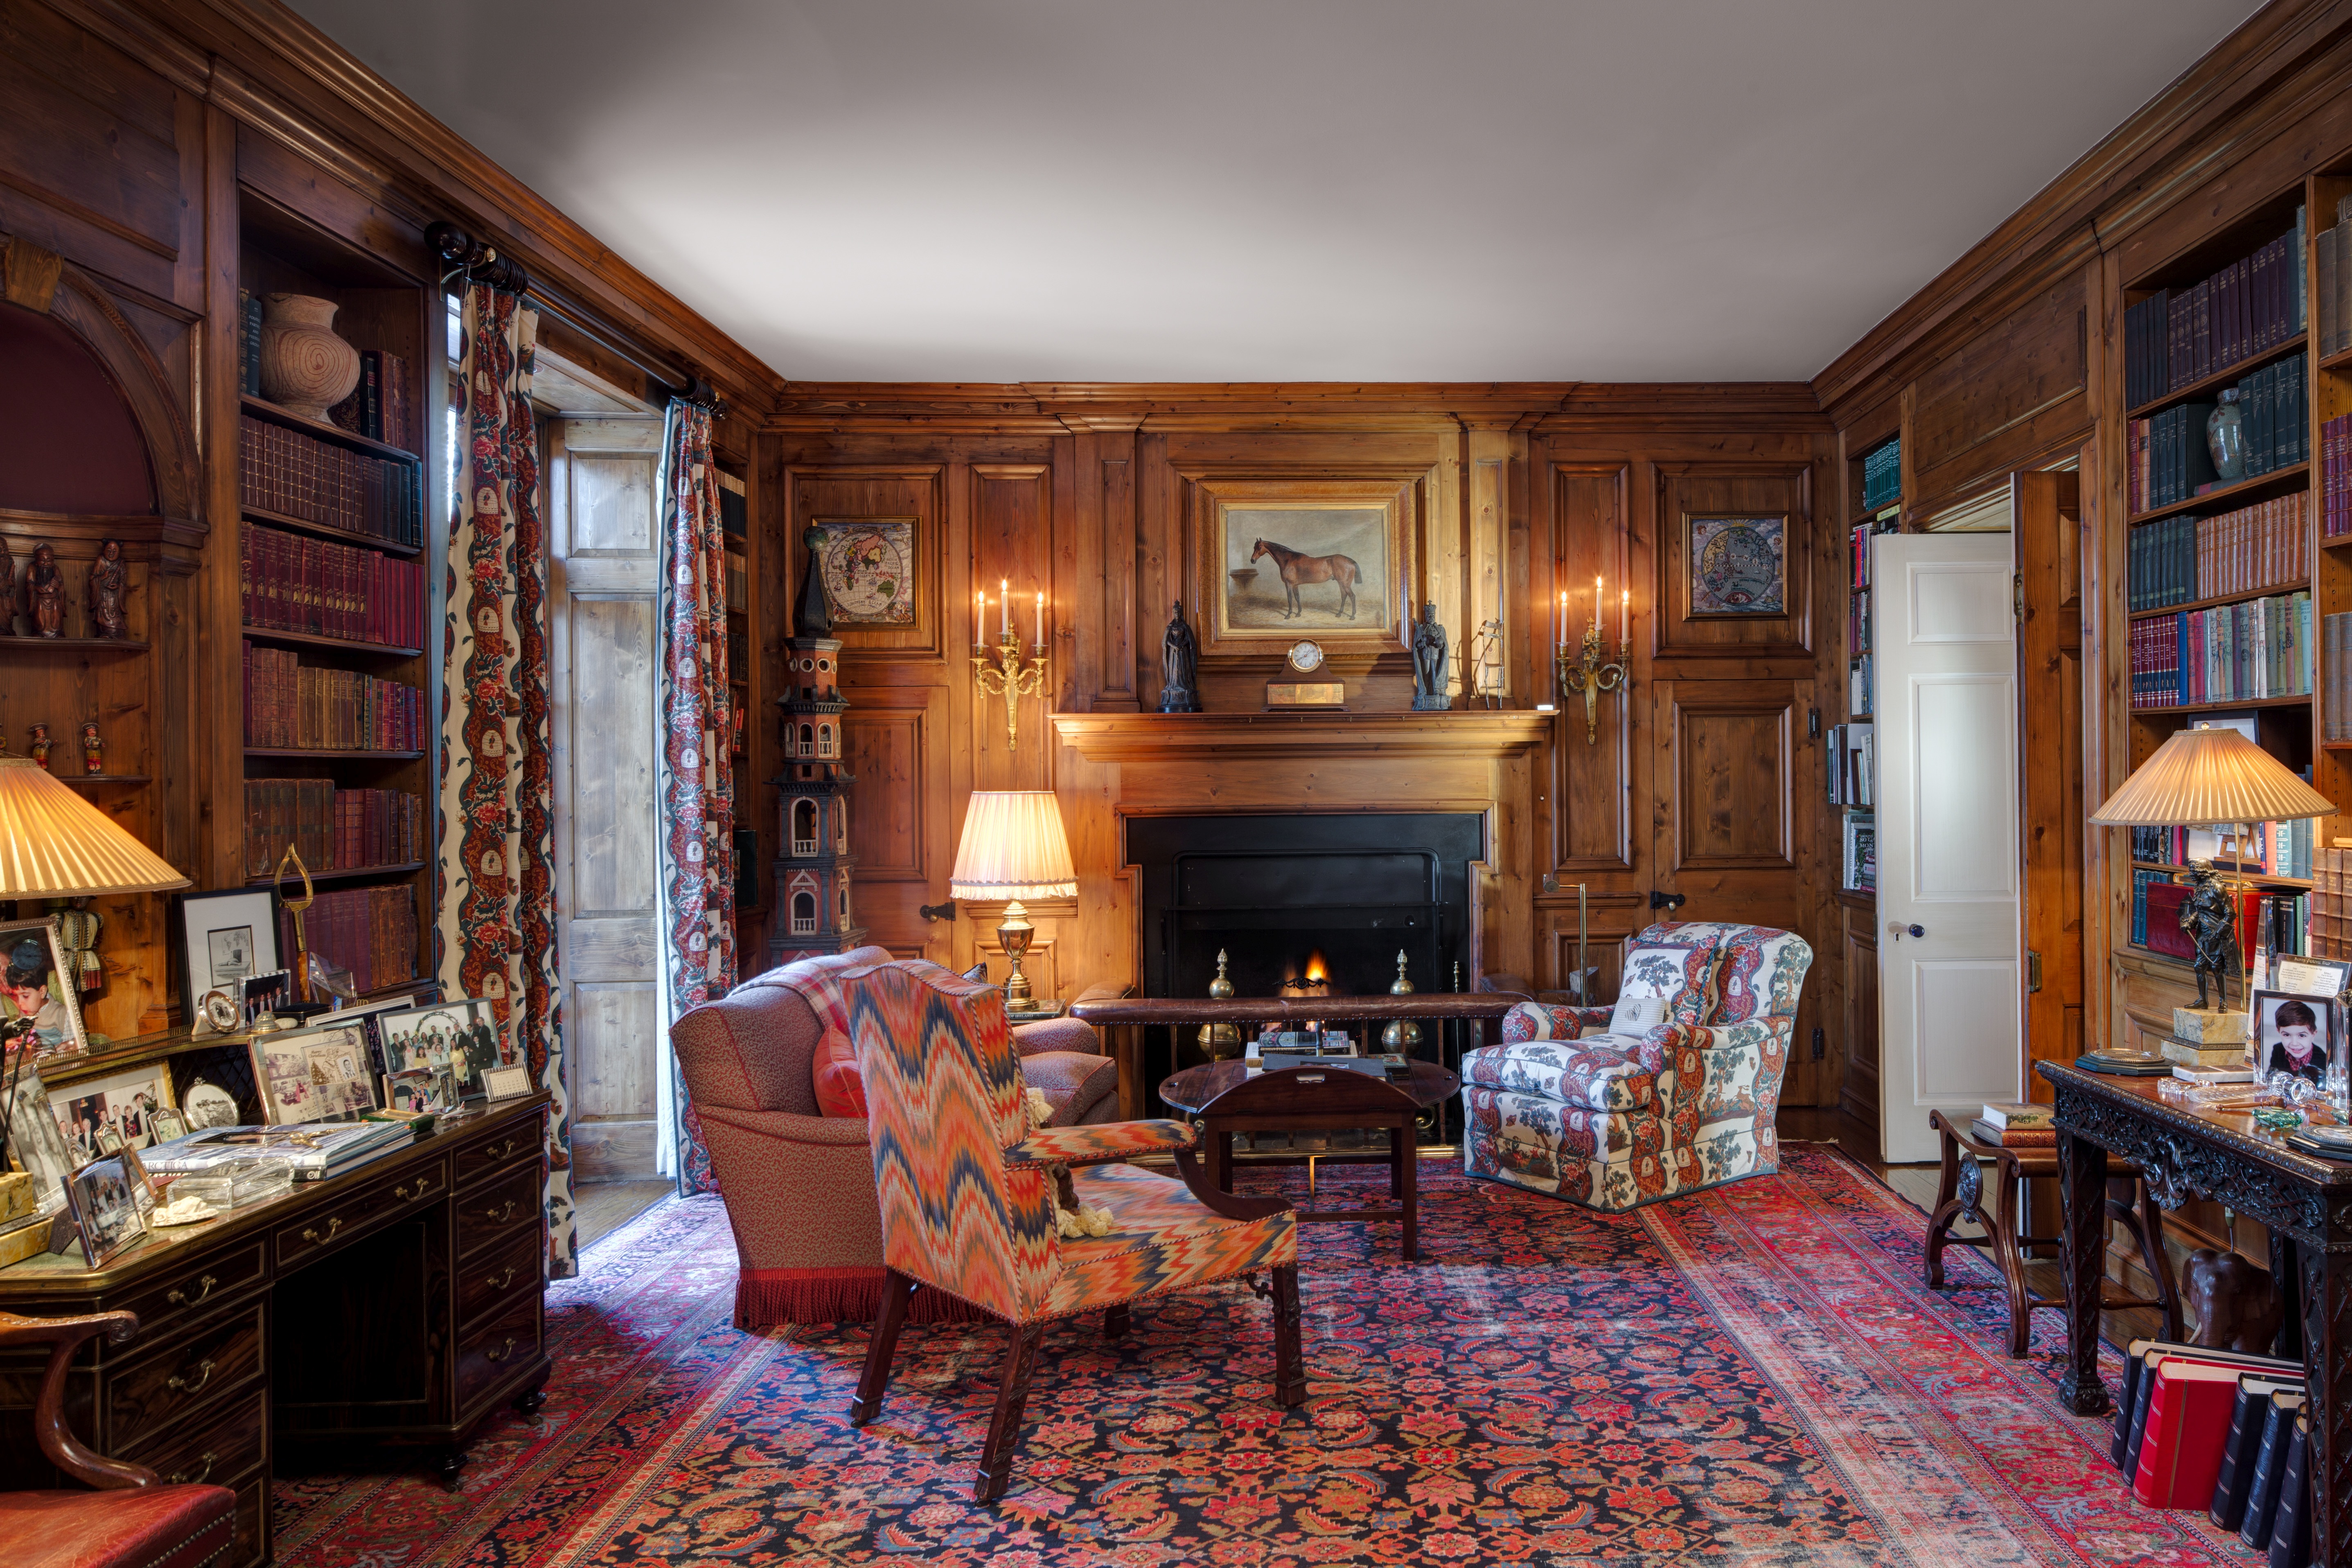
{"left": 1249, "top": 539, "right": 1361, "bottom": 620}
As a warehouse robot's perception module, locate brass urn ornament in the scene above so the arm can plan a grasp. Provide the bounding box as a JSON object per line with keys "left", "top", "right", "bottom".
{"left": 1197, "top": 948, "right": 1243, "bottom": 1059}
{"left": 1381, "top": 950, "right": 1422, "bottom": 1052}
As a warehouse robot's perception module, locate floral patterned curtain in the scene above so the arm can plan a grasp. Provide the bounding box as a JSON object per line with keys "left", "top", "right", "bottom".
{"left": 438, "top": 281, "right": 575, "bottom": 1275}
{"left": 656, "top": 401, "right": 736, "bottom": 1196}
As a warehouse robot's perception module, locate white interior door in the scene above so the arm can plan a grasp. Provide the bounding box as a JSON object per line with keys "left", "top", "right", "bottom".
{"left": 1875, "top": 532, "right": 2021, "bottom": 1163}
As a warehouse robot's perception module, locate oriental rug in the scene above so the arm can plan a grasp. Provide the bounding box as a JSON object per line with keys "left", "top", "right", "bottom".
{"left": 272, "top": 1148, "right": 2258, "bottom": 1566}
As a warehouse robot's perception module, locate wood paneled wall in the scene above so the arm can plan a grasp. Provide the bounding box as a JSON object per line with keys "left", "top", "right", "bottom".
{"left": 762, "top": 386, "right": 1849, "bottom": 1110}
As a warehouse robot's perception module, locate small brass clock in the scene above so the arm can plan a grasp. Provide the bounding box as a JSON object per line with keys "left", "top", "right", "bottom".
{"left": 1285, "top": 640, "right": 1325, "bottom": 675}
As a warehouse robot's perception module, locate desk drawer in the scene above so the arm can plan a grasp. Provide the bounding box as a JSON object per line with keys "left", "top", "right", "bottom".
{"left": 454, "top": 1289, "right": 541, "bottom": 1409}
{"left": 274, "top": 1155, "right": 449, "bottom": 1269}
{"left": 453, "top": 1119, "right": 543, "bottom": 1186}
{"left": 119, "top": 1241, "right": 267, "bottom": 1343}
{"left": 137, "top": 1385, "right": 266, "bottom": 1486}
{"left": 457, "top": 1227, "right": 543, "bottom": 1325}
{"left": 456, "top": 1164, "right": 541, "bottom": 1258}
{"left": 108, "top": 1301, "right": 264, "bottom": 1452}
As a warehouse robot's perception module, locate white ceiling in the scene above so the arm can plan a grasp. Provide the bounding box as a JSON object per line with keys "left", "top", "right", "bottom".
{"left": 286, "top": 0, "right": 2258, "bottom": 386}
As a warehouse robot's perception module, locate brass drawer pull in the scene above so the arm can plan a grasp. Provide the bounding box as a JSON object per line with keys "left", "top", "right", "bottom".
{"left": 165, "top": 1274, "right": 217, "bottom": 1308}
{"left": 168, "top": 1358, "right": 216, "bottom": 1395}
{"left": 302, "top": 1217, "right": 343, "bottom": 1246}
{"left": 396, "top": 1175, "right": 436, "bottom": 1201}
{"left": 494, "top": 1138, "right": 520, "bottom": 1160}
{"left": 485, "top": 1199, "right": 520, "bottom": 1224}
{"left": 482, "top": 1335, "right": 519, "bottom": 1365}
{"left": 491, "top": 1265, "right": 521, "bottom": 1291}
{"left": 169, "top": 1452, "right": 216, "bottom": 1485}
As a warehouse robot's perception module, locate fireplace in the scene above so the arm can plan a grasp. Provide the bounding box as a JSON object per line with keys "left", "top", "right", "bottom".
{"left": 1129, "top": 812, "right": 1484, "bottom": 1110}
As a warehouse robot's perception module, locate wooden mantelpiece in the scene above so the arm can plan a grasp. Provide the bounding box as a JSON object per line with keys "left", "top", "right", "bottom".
{"left": 1051, "top": 709, "right": 1552, "bottom": 764}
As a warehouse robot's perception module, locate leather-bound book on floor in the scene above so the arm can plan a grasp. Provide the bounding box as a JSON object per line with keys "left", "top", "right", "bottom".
{"left": 2265, "top": 1412, "right": 2312, "bottom": 1568}
{"left": 2213, "top": 1378, "right": 2306, "bottom": 1529}
{"left": 2114, "top": 1340, "right": 2298, "bottom": 1471}
{"left": 2131, "top": 1359, "right": 2251, "bottom": 1506}
{"left": 2240, "top": 1391, "right": 2302, "bottom": 1550}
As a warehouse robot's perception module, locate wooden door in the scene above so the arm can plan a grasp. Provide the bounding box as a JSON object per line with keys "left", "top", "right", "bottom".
{"left": 546, "top": 418, "right": 663, "bottom": 1181}
{"left": 2015, "top": 470, "right": 2084, "bottom": 1099}
{"left": 1875, "top": 530, "right": 2023, "bottom": 1162}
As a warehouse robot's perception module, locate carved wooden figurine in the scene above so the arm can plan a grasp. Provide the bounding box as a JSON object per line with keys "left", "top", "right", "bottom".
{"left": 86, "top": 538, "right": 126, "bottom": 639}
{"left": 23, "top": 542, "right": 63, "bottom": 638}
{"left": 80, "top": 718, "right": 101, "bottom": 775}
{"left": 2183, "top": 1247, "right": 2284, "bottom": 1354}
{"left": 26, "top": 724, "right": 51, "bottom": 771}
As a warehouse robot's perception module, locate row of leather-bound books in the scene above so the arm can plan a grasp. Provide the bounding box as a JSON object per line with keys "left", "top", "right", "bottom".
{"left": 2110, "top": 1338, "right": 2311, "bottom": 1566}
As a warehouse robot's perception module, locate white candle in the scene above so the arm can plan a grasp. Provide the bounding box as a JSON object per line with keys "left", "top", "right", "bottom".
{"left": 1557, "top": 589, "right": 1566, "bottom": 646}
{"left": 1593, "top": 576, "right": 1603, "bottom": 633}
{"left": 1034, "top": 590, "right": 1044, "bottom": 648}
{"left": 976, "top": 589, "right": 987, "bottom": 645}
{"left": 1000, "top": 580, "right": 1010, "bottom": 636}
{"left": 1620, "top": 588, "right": 1629, "bottom": 646}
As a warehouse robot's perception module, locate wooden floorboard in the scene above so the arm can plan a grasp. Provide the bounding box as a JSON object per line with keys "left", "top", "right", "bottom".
{"left": 576, "top": 1178, "right": 676, "bottom": 1252}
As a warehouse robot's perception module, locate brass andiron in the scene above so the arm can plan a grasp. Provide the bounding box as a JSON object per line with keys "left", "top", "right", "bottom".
{"left": 972, "top": 624, "right": 1050, "bottom": 752}
{"left": 1554, "top": 624, "right": 1628, "bottom": 745}
{"left": 1380, "top": 950, "right": 1422, "bottom": 1052}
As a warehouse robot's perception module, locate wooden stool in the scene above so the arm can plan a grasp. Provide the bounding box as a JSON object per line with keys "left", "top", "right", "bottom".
{"left": 1923, "top": 1108, "right": 2181, "bottom": 1357}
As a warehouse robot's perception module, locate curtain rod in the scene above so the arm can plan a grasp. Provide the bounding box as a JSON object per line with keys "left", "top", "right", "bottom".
{"left": 426, "top": 221, "right": 727, "bottom": 416}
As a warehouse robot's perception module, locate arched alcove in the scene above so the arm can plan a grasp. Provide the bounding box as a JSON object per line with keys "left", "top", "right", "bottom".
{"left": 0, "top": 301, "right": 153, "bottom": 514}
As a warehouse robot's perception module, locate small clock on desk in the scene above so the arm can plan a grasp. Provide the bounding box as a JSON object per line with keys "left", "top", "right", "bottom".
{"left": 1266, "top": 640, "right": 1344, "bottom": 710}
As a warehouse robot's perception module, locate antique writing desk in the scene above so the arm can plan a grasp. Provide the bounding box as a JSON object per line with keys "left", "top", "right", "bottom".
{"left": 0, "top": 1094, "right": 554, "bottom": 1568}
{"left": 2041, "top": 1062, "right": 2352, "bottom": 1568}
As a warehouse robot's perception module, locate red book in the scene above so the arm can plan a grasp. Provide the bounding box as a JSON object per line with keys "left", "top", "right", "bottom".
{"left": 2132, "top": 1357, "right": 2246, "bottom": 1507}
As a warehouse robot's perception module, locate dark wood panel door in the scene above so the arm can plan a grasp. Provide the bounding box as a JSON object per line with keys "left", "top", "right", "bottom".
{"left": 2016, "top": 469, "right": 2085, "bottom": 1101}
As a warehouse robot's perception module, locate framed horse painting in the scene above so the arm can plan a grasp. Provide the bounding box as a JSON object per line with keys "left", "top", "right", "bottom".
{"left": 1192, "top": 475, "right": 1418, "bottom": 659}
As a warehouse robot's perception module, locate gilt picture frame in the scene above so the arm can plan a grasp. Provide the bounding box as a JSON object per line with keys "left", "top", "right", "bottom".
{"left": 1684, "top": 513, "right": 1788, "bottom": 617}
{"left": 1192, "top": 475, "right": 1418, "bottom": 659}
{"left": 0, "top": 916, "right": 88, "bottom": 1057}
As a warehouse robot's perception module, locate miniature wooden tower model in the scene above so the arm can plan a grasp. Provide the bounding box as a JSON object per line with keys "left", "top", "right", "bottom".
{"left": 769, "top": 526, "right": 864, "bottom": 965}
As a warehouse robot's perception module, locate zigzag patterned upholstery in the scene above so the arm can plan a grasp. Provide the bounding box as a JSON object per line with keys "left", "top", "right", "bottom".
{"left": 1463, "top": 921, "right": 1812, "bottom": 1211}
{"left": 818, "top": 958, "right": 1307, "bottom": 1502}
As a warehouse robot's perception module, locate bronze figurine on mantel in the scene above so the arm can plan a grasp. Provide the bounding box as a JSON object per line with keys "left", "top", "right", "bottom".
{"left": 1410, "top": 602, "right": 1450, "bottom": 711}
{"left": 1158, "top": 601, "right": 1201, "bottom": 713}
{"left": 86, "top": 537, "right": 126, "bottom": 640}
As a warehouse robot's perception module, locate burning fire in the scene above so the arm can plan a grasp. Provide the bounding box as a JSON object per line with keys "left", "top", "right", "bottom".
{"left": 1303, "top": 950, "right": 1328, "bottom": 985}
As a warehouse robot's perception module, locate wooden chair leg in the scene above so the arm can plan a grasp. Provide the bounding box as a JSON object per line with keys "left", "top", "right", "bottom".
{"left": 1270, "top": 1262, "right": 1307, "bottom": 1409}
{"left": 849, "top": 1268, "right": 918, "bottom": 1426}
{"left": 1924, "top": 1114, "right": 1964, "bottom": 1290}
{"left": 1103, "top": 1303, "right": 1130, "bottom": 1339}
{"left": 1993, "top": 1155, "right": 2032, "bottom": 1357}
{"left": 974, "top": 1323, "right": 1046, "bottom": 1504}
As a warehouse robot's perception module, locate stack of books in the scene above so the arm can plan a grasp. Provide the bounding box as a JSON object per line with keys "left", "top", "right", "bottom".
{"left": 1841, "top": 811, "right": 1875, "bottom": 894}
{"left": 1860, "top": 440, "right": 1900, "bottom": 511}
{"left": 1970, "top": 1102, "right": 2051, "bottom": 1147}
{"left": 243, "top": 643, "right": 425, "bottom": 751}
{"left": 2323, "top": 412, "right": 2352, "bottom": 539}
{"left": 240, "top": 524, "right": 426, "bottom": 648}
{"left": 242, "top": 780, "right": 422, "bottom": 875}
{"left": 236, "top": 414, "right": 423, "bottom": 548}
{"left": 146, "top": 1121, "right": 415, "bottom": 1185}
{"left": 2106, "top": 1339, "right": 2309, "bottom": 1561}
{"left": 2128, "top": 590, "right": 2311, "bottom": 708}
{"left": 2124, "top": 212, "right": 2307, "bottom": 404}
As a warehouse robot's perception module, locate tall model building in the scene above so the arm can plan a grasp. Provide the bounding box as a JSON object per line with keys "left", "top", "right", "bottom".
{"left": 768, "top": 526, "right": 863, "bottom": 965}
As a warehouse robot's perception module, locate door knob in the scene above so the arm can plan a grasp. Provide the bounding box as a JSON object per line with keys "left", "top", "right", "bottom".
{"left": 1887, "top": 922, "right": 1924, "bottom": 941}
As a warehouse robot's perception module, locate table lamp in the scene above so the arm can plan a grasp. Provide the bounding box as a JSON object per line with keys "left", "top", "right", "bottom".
{"left": 949, "top": 791, "right": 1076, "bottom": 1008}
{"left": 2088, "top": 723, "right": 2333, "bottom": 1029}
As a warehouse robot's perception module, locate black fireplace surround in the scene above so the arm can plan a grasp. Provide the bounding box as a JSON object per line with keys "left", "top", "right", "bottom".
{"left": 1130, "top": 812, "right": 1484, "bottom": 1095}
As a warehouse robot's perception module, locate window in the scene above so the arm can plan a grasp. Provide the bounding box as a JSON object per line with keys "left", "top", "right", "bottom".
{"left": 798, "top": 722, "right": 814, "bottom": 756}
{"left": 792, "top": 799, "right": 818, "bottom": 855}
{"left": 791, "top": 891, "right": 817, "bottom": 935}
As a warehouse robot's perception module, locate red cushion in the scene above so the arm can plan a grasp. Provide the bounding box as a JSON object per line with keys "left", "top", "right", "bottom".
{"left": 0, "top": 1484, "right": 237, "bottom": 1568}
{"left": 811, "top": 1027, "right": 867, "bottom": 1119}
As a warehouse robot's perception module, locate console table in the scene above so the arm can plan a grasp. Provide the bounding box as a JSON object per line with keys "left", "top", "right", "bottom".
{"left": 0, "top": 1094, "right": 554, "bottom": 1568}
{"left": 2041, "top": 1062, "right": 2352, "bottom": 1568}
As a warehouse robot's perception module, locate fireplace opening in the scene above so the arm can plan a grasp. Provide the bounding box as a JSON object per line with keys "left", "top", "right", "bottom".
{"left": 1129, "top": 812, "right": 1484, "bottom": 1126}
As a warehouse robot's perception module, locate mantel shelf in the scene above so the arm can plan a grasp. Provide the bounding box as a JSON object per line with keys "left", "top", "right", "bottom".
{"left": 1051, "top": 708, "right": 1554, "bottom": 763}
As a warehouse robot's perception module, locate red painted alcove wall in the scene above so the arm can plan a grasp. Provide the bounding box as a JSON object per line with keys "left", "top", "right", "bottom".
{"left": 0, "top": 300, "right": 153, "bottom": 514}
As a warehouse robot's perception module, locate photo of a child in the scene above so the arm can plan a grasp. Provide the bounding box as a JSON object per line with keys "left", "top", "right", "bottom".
{"left": 2254, "top": 988, "right": 2335, "bottom": 1092}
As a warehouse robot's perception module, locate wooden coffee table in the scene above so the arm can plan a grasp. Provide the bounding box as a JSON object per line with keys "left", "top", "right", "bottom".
{"left": 1158, "top": 1059, "right": 1460, "bottom": 1261}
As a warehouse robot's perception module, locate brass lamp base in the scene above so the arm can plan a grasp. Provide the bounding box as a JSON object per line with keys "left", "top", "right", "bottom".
{"left": 997, "top": 899, "right": 1036, "bottom": 1007}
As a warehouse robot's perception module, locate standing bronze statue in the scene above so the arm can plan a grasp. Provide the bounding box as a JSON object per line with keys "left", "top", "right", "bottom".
{"left": 2179, "top": 864, "right": 2239, "bottom": 1011}
{"left": 23, "top": 541, "right": 64, "bottom": 638}
{"left": 1158, "top": 601, "right": 1200, "bottom": 713}
{"left": 1410, "top": 602, "right": 1450, "bottom": 710}
{"left": 86, "top": 538, "right": 126, "bottom": 640}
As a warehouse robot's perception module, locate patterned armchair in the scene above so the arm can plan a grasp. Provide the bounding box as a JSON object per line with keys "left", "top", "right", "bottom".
{"left": 828, "top": 959, "right": 1306, "bottom": 1503}
{"left": 1461, "top": 920, "right": 1812, "bottom": 1210}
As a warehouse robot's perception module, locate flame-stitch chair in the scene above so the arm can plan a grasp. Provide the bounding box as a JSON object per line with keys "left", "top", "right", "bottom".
{"left": 1461, "top": 921, "right": 1812, "bottom": 1210}
{"left": 828, "top": 959, "right": 1306, "bottom": 1503}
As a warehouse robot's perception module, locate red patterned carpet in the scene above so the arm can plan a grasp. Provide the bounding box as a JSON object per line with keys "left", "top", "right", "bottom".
{"left": 273, "top": 1148, "right": 2263, "bottom": 1566}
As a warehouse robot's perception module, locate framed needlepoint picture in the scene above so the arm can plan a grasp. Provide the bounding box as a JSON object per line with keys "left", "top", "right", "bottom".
{"left": 1685, "top": 514, "right": 1787, "bottom": 616}
{"left": 811, "top": 517, "right": 916, "bottom": 625}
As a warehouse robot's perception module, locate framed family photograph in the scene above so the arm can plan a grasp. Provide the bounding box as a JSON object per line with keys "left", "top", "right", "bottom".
{"left": 51, "top": 1063, "right": 174, "bottom": 1163}
{"left": 2252, "top": 988, "right": 2336, "bottom": 1093}
{"left": 1685, "top": 514, "right": 1788, "bottom": 617}
{"left": 175, "top": 888, "right": 278, "bottom": 1025}
{"left": 251, "top": 1020, "right": 377, "bottom": 1124}
{"left": 379, "top": 999, "right": 504, "bottom": 1100}
{"left": 64, "top": 1151, "right": 147, "bottom": 1268}
{"left": 1193, "top": 476, "right": 1416, "bottom": 658}
{"left": 5, "top": 1067, "right": 79, "bottom": 1220}
{"left": 2, "top": 916, "right": 89, "bottom": 1056}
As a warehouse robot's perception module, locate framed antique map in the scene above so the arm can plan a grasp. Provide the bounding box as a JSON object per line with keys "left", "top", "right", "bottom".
{"left": 1685, "top": 514, "right": 1786, "bottom": 616}
{"left": 811, "top": 517, "right": 916, "bottom": 625}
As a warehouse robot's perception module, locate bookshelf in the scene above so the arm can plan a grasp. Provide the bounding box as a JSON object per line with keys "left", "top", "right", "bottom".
{"left": 1835, "top": 434, "right": 1897, "bottom": 904}
{"left": 236, "top": 185, "right": 439, "bottom": 1004}
{"left": 2115, "top": 172, "right": 2345, "bottom": 990}
{"left": 715, "top": 445, "right": 760, "bottom": 949}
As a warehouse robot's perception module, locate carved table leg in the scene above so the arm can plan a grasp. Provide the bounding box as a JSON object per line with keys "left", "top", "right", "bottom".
{"left": 2054, "top": 1126, "right": 2110, "bottom": 1417}
{"left": 2303, "top": 1244, "right": 2352, "bottom": 1568}
{"left": 1924, "top": 1112, "right": 1964, "bottom": 1290}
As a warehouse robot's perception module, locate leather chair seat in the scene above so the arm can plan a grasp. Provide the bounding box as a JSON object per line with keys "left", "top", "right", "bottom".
{"left": 0, "top": 1483, "right": 237, "bottom": 1568}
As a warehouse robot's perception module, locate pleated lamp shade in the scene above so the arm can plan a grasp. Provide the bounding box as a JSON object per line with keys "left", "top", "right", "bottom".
{"left": 2088, "top": 724, "right": 2336, "bottom": 828}
{"left": 949, "top": 791, "right": 1077, "bottom": 900}
{"left": 0, "top": 756, "right": 190, "bottom": 897}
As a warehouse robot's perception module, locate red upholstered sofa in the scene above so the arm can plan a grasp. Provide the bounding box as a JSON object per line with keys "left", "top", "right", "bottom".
{"left": 670, "top": 947, "right": 1122, "bottom": 1327}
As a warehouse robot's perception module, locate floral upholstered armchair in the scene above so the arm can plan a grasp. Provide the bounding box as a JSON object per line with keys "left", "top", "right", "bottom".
{"left": 1461, "top": 921, "right": 1812, "bottom": 1210}
{"left": 821, "top": 959, "right": 1307, "bottom": 1503}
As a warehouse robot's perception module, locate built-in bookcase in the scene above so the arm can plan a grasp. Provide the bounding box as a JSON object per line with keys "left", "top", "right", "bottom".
{"left": 235, "top": 188, "right": 440, "bottom": 1004}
